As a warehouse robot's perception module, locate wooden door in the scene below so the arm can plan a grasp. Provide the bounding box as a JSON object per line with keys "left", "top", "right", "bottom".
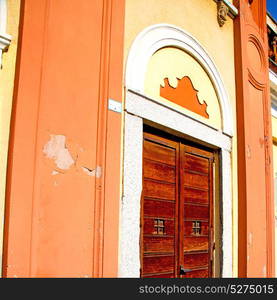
{"left": 141, "top": 131, "right": 215, "bottom": 278}
{"left": 179, "top": 144, "right": 214, "bottom": 278}
{"left": 141, "top": 132, "right": 180, "bottom": 278}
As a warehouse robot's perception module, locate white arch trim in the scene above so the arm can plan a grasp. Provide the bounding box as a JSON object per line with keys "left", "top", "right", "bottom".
{"left": 0, "top": 0, "right": 7, "bottom": 33}
{"left": 125, "top": 24, "right": 233, "bottom": 137}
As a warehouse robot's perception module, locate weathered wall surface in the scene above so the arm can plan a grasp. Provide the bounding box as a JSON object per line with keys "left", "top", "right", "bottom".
{"left": 271, "top": 116, "right": 277, "bottom": 276}
{"left": 3, "top": 0, "right": 125, "bottom": 277}
{"left": 0, "top": 0, "right": 21, "bottom": 275}
{"left": 234, "top": 0, "right": 275, "bottom": 277}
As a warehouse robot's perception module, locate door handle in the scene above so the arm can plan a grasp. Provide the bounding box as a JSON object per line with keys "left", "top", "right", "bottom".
{"left": 180, "top": 265, "right": 192, "bottom": 275}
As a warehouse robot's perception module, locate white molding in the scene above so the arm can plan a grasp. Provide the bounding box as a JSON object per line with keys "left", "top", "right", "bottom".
{"left": 271, "top": 94, "right": 277, "bottom": 118}
{"left": 221, "top": 149, "right": 233, "bottom": 277}
{"left": 126, "top": 90, "right": 232, "bottom": 151}
{"left": 267, "top": 15, "right": 277, "bottom": 35}
{"left": 271, "top": 109, "right": 277, "bottom": 120}
{"left": 125, "top": 24, "right": 234, "bottom": 136}
{"left": 270, "top": 70, "right": 277, "bottom": 89}
{"left": 119, "top": 113, "right": 143, "bottom": 278}
{"left": 270, "top": 70, "right": 277, "bottom": 118}
{"left": 0, "top": 0, "right": 7, "bottom": 33}
{"left": 0, "top": 32, "right": 11, "bottom": 50}
{"left": 119, "top": 90, "right": 234, "bottom": 278}
{"left": 0, "top": 0, "right": 11, "bottom": 67}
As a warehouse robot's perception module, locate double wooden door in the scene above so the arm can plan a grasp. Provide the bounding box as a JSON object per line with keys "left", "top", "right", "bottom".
{"left": 141, "top": 131, "right": 215, "bottom": 278}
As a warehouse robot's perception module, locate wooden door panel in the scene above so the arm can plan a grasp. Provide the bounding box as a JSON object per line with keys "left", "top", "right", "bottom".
{"left": 184, "top": 187, "right": 209, "bottom": 204}
{"left": 141, "top": 133, "right": 179, "bottom": 278}
{"left": 185, "top": 269, "right": 209, "bottom": 278}
{"left": 141, "top": 131, "right": 215, "bottom": 278}
{"left": 143, "top": 255, "right": 175, "bottom": 274}
{"left": 144, "top": 159, "right": 176, "bottom": 183}
{"left": 184, "top": 173, "right": 209, "bottom": 189}
{"left": 144, "top": 199, "right": 175, "bottom": 218}
{"left": 143, "top": 141, "right": 176, "bottom": 166}
{"left": 183, "top": 237, "right": 209, "bottom": 252}
{"left": 143, "top": 180, "right": 175, "bottom": 200}
{"left": 184, "top": 204, "right": 209, "bottom": 220}
{"left": 184, "top": 154, "right": 209, "bottom": 173}
{"left": 181, "top": 144, "right": 214, "bottom": 278}
{"left": 143, "top": 236, "right": 175, "bottom": 253}
{"left": 183, "top": 253, "right": 209, "bottom": 268}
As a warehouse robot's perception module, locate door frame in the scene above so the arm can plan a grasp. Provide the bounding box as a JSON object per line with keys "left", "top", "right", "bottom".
{"left": 119, "top": 89, "right": 233, "bottom": 277}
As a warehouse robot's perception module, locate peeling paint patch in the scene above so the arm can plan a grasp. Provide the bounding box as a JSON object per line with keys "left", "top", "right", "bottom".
{"left": 82, "top": 167, "right": 96, "bottom": 176}
{"left": 43, "top": 135, "right": 75, "bottom": 170}
{"left": 52, "top": 170, "right": 59, "bottom": 175}
{"left": 82, "top": 166, "right": 102, "bottom": 178}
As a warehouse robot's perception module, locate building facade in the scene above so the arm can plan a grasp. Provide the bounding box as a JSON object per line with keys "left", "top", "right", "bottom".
{"left": 0, "top": 0, "right": 275, "bottom": 278}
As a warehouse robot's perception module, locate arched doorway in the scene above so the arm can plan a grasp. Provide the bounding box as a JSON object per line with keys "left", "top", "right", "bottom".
{"left": 120, "top": 24, "right": 234, "bottom": 278}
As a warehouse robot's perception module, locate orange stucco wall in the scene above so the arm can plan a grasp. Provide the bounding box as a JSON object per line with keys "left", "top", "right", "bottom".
{"left": 3, "top": 0, "right": 125, "bottom": 277}
{"left": 2, "top": 0, "right": 275, "bottom": 279}
{"left": 234, "top": 0, "right": 275, "bottom": 277}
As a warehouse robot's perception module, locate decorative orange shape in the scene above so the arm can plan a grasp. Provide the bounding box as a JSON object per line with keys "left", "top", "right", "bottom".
{"left": 160, "top": 76, "right": 209, "bottom": 119}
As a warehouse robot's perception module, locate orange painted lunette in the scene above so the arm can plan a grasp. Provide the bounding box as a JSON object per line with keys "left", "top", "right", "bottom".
{"left": 234, "top": 0, "right": 275, "bottom": 277}
{"left": 2, "top": 0, "right": 125, "bottom": 277}
{"left": 160, "top": 76, "right": 209, "bottom": 119}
